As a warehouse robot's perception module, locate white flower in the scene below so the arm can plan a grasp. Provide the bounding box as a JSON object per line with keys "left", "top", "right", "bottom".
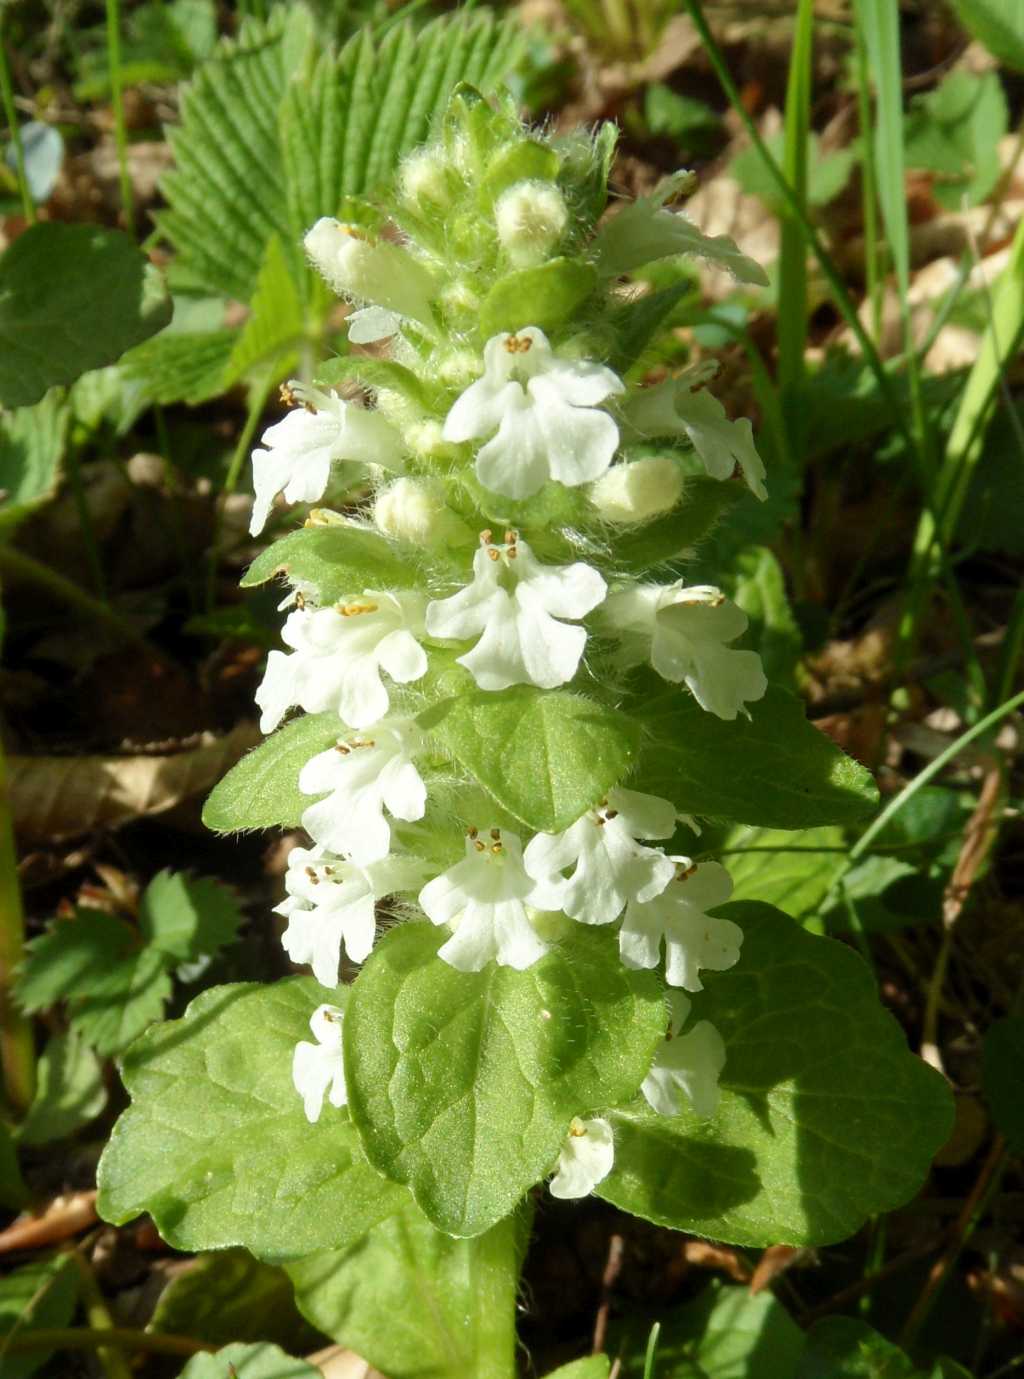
{"left": 304, "top": 218, "right": 437, "bottom": 329}
{"left": 277, "top": 845, "right": 426, "bottom": 987}
{"left": 255, "top": 591, "right": 428, "bottom": 733}
{"left": 549, "top": 1116, "right": 614, "bottom": 1199}
{"left": 524, "top": 788, "right": 676, "bottom": 927}
{"left": 425, "top": 531, "right": 605, "bottom": 691}
{"left": 249, "top": 383, "right": 403, "bottom": 536}
{"left": 299, "top": 718, "right": 427, "bottom": 864}
{"left": 418, "top": 827, "right": 549, "bottom": 972}
{"left": 624, "top": 378, "right": 767, "bottom": 501}
{"left": 603, "top": 581, "right": 767, "bottom": 720}
{"left": 641, "top": 991, "right": 726, "bottom": 1120}
{"left": 588, "top": 455, "right": 684, "bottom": 524}
{"left": 619, "top": 858, "right": 742, "bottom": 991}
{"left": 442, "top": 327, "right": 623, "bottom": 499}
{"left": 292, "top": 1003, "right": 347, "bottom": 1123}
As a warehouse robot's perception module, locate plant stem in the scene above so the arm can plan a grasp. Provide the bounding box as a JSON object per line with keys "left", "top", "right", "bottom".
{"left": 205, "top": 374, "right": 273, "bottom": 612}
{"left": 853, "top": 17, "right": 882, "bottom": 341}
{"left": 70, "top": 1254, "right": 133, "bottom": 1379}
{"left": 104, "top": 0, "right": 134, "bottom": 232}
{"left": 777, "top": 0, "right": 813, "bottom": 443}
{"left": 0, "top": 738, "right": 35, "bottom": 1115}
{"left": 0, "top": 24, "right": 33, "bottom": 223}
{"left": 1, "top": 1326, "right": 214, "bottom": 1358}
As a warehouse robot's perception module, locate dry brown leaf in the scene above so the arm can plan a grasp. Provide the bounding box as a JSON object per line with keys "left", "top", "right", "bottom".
{"left": 749, "top": 1244, "right": 811, "bottom": 1294}
{"left": 9, "top": 720, "right": 260, "bottom": 843}
{"left": 0, "top": 1190, "right": 97, "bottom": 1253}
{"left": 682, "top": 1238, "right": 751, "bottom": 1283}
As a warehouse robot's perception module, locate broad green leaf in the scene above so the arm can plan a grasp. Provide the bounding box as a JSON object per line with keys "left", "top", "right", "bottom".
{"left": 633, "top": 683, "right": 878, "bottom": 828}
{"left": 17, "top": 907, "right": 136, "bottom": 1013}
{"left": 420, "top": 686, "right": 640, "bottom": 834}
{"left": 982, "top": 1016, "right": 1024, "bottom": 1153}
{"left": 152, "top": 1250, "right": 319, "bottom": 1352}
{"left": 0, "top": 393, "right": 68, "bottom": 537}
{"left": 346, "top": 923, "right": 665, "bottom": 1236}
{"left": 905, "top": 71, "right": 1006, "bottom": 210}
{"left": 223, "top": 235, "right": 305, "bottom": 387}
{"left": 315, "top": 355, "right": 442, "bottom": 413}
{"left": 795, "top": 1318, "right": 915, "bottom": 1379}
{"left": 723, "top": 546, "right": 802, "bottom": 685}
{"left": 97, "top": 978, "right": 407, "bottom": 1261}
{"left": 620, "top": 1283, "right": 804, "bottom": 1379}
{"left": 241, "top": 524, "right": 416, "bottom": 600}
{"left": 18, "top": 1031, "right": 107, "bottom": 1145}
{"left": 598, "top": 903, "right": 953, "bottom": 1246}
{"left": 289, "top": 1203, "right": 523, "bottom": 1379}
{"left": 543, "top": 1360, "right": 611, "bottom": 1379}
{"left": 121, "top": 327, "right": 238, "bottom": 405}
{"left": 593, "top": 190, "right": 768, "bottom": 286}
{"left": 203, "top": 712, "right": 343, "bottom": 833}
{"left": 479, "top": 259, "right": 597, "bottom": 337}
{"left": 70, "top": 943, "right": 173, "bottom": 1056}
{"left": 0, "top": 1254, "right": 79, "bottom": 1379}
{"left": 717, "top": 824, "right": 846, "bottom": 922}
{"left": 177, "top": 1342, "right": 320, "bottom": 1379}
{"left": 0, "top": 223, "right": 171, "bottom": 408}
{"left": 949, "top": 0, "right": 1024, "bottom": 70}
{"left": 614, "top": 475, "right": 743, "bottom": 570}
{"left": 140, "top": 870, "right": 242, "bottom": 961}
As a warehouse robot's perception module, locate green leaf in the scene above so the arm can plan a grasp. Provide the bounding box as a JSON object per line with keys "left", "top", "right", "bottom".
{"left": 0, "top": 1254, "right": 79, "bottom": 1379}
{"left": 543, "top": 1361, "right": 611, "bottom": 1379}
{"left": 795, "top": 1317, "right": 915, "bottom": 1379}
{"left": 949, "top": 0, "right": 1024, "bottom": 70}
{"left": 593, "top": 187, "right": 768, "bottom": 286}
{"left": 345, "top": 923, "right": 666, "bottom": 1237}
{"left": 982, "top": 1016, "right": 1024, "bottom": 1153}
{"left": 905, "top": 71, "right": 1007, "bottom": 211}
{"left": 70, "top": 943, "right": 173, "bottom": 1056}
{"left": 633, "top": 683, "right": 879, "bottom": 828}
{"left": 0, "top": 1122, "right": 28, "bottom": 1211}
{"left": 202, "top": 712, "right": 343, "bottom": 833}
{"left": 614, "top": 475, "right": 743, "bottom": 570}
{"left": 598, "top": 903, "right": 953, "bottom": 1246}
{"left": 152, "top": 1250, "right": 320, "bottom": 1352}
{"left": 0, "top": 223, "right": 171, "bottom": 407}
{"left": 421, "top": 686, "right": 640, "bottom": 834}
{"left": 722, "top": 547, "right": 802, "bottom": 686}
{"left": 716, "top": 824, "right": 846, "bottom": 922}
{"left": 97, "top": 978, "right": 407, "bottom": 1261}
{"left": 732, "top": 133, "right": 856, "bottom": 213}
{"left": 479, "top": 259, "right": 598, "bottom": 338}
{"left": 139, "top": 870, "right": 242, "bottom": 961}
{"left": 609, "top": 278, "right": 696, "bottom": 375}
{"left": 223, "top": 235, "right": 305, "bottom": 386}
{"left": 241, "top": 524, "right": 416, "bottom": 599}
{"left": 0, "top": 393, "right": 68, "bottom": 537}
{"left": 314, "top": 355, "right": 442, "bottom": 413}
{"left": 621, "top": 1283, "right": 804, "bottom": 1379}
{"left": 121, "top": 327, "right": 238, "bottom": 406}
{"left": 18, "top": 1031, "right": 107, "bottom": 1145}
{"left": 288, "top": 1203, "right": 524, "bottom": 1379}
{"left": 177, "top": 1342, "right": 320, "bottom": 1379}
{"left": 17, "top": 907, "right": 136, "bottom": 1013}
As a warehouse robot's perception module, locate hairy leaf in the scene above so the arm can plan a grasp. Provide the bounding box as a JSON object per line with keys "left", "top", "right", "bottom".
{"left": 97, "top": 978, "right": 407, "bottom": 1260}
{"left": 140, "top": 870, "right": 243, "bottom": 961}
{"left": 598, "top": 904, "right": 953, "bottom": 1246}
{"left": 345, "top": 923, "right": 665, "bottom": 1237}
{"left": 420, "top": 686, "right": 640, "bottom": 834}
{"left": 202, "top": 712, "right": 342, "bottom": 833}
{"left": 241, "top": 524, "right": 416, "bottom": 599}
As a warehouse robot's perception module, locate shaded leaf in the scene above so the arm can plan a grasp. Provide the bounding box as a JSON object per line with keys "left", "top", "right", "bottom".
{"left": 0, "top": 1254, "right": 79, "bottom": 1379}
{"left": 152, "top": 1250, "right": 320, "bottom": 1352}
{"left": 19, "top": 1032, "right": 107, "bottom": 1145}
{"left": 177, "top": 1342, "right": 320, "bottom": 1379}
{"left": 982, "top": 1016, "right": 1024, "bottom": 1153}
{"left": 140, "top": 870, "right": 242, "bottom": 962}
{"left": 0, "top": 393, "right": 68, "bottom": 537}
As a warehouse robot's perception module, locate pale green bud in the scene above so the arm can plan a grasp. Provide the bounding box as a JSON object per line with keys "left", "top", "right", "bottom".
{"left": 373, "top": 477, "right": 472, "bottom": 547}
{"left": 304, "top": 218, "right": 437, "bottom": 328}
{"left": 588, "top": 455, "right": 684, "bottom": 523}
{"left": 438, "top": 349, "right": 482, "bottom": 391}
{"left": 495, "top": 179, "right": 569, "bottom": 267}
{"left": 399, "top": 149, "right": 455, "bottom": 212}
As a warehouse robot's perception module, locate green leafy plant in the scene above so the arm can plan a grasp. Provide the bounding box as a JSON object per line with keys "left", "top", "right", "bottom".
{"left": 91, "top": 84, "right": 954, "bottom": 1379}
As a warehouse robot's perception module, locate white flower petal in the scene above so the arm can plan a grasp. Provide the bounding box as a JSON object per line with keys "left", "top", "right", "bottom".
{"left": 255, "top": 649, "right": 298, "bottom": 734}
{"left": 642, "top": 1019, "right": 726, "bottom": 1119}
{"left": 292, "top": 1002, "right": 346, "bottom": 1122}
{"left": 549, "top": 1116, "right": 614, "bottom": 1199}
{"left": 619, "top": 859, "right": 742, "bottom": 991}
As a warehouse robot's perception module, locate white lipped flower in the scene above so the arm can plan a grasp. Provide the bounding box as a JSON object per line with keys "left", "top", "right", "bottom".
{"left": 299, "top": 718, "right": 427, "bottom": 864}
{"left": 641, "top": 991, "right": 726, "bottom": 1120}
{"left": 619, "top": 858, "right": 742, "bottom": 991}
{"left": 249, "top": 383, "right": 403, "bottom": 536}
{"left": 418, "top": 827, "right": 550, "bottom": 972}
{"left": 548, "top": 1116, "right": 615, "bottom": 1199}
{"left": 277, "top": 845, "right": 426, "bottom": 987}
{"left": 255, "top": 590, "right": 428, "bottom": 733}
{"left": 425, "top": 530, "right": 605, "bottom": 691}
{"left": 603, "top": 581, "right": 767, "bottom": 721}
{"left": 624, "top": 378, "right": 767, "bottom": 501}
{"left": 524, "top": 788, "right": 676, "bottom": 927}
{"left": 442, "top": 327, "right": 624, "bottom": 499}
{"left": 304, "top": 218, "right": 437, "bottom": 330}
{"left": 292, "top": 1003, "right": 347, "bottom": 1123}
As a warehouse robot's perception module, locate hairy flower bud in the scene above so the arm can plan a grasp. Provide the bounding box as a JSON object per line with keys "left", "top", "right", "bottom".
{"left": 588, "top": 456, "right": 684, "bottom": 523}
{"left": 399, "top": 148, "right": 456, "bottom": 212}
{"left": 495, "top": 179, "right": 569, "bottom": 266}
{"left": 304, "top": 218, "right": 437, "bottom": 328}
{"left": 373, "top": 477, "right": 471, "bottom": 548}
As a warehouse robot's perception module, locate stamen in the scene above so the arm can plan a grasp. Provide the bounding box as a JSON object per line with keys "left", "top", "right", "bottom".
{"left": 467, "top": 826, "right": 479, "bottom": 839}
{"left": 489, "top": 828, "right": 501, "bottom": 840}
{"left": 490, "top": 842, "right": 503, "bottom": 855}
{"left": 338, "top": 600, "right": 379, "bottom": 617}
{"left": 473, "top": 839, "right": 486, "bottom": 852}
{"left": 279, "top": 383, "right": 298, "bottom": 406}
{"left": 675, "top": 863, "right": 698, "bottom": 882}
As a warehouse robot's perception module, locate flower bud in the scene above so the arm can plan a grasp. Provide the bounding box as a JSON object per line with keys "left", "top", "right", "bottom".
{"left": 304, "top": 218, "right": 437, "bottom": 328}
{"left": 373, "top": 477, "right": 471, "bottom": 548}
{"left": 588, "top": 456, "right": 684, "bottom": 523}
{"left": 495, "top": 179, "right": 569, "bottom": 267}
{"left": 399, "top": 149, "right": 456, "bottom": 212}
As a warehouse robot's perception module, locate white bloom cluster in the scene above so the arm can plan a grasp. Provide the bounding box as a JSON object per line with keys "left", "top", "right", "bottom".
{"left": 249, "top": 181, "right": 766, "bottom": 1161}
